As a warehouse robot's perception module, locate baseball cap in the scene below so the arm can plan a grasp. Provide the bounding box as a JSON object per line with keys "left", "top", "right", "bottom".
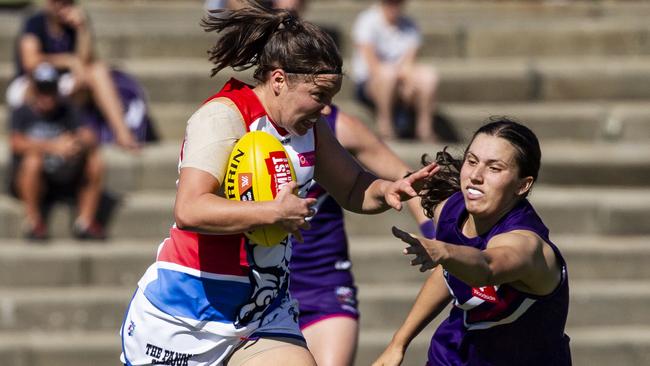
{"left": 32, "top": 62, "right": 60, "bottom": 94}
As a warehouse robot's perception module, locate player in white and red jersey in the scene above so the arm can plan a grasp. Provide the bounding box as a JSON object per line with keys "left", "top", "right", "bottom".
{"left": 119, "top": 1, "right": 437, "bottom": 365}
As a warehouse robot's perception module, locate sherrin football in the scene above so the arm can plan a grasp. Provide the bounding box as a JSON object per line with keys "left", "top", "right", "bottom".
{"left": 224, "top": 131, "right": 296, "bottom": 246}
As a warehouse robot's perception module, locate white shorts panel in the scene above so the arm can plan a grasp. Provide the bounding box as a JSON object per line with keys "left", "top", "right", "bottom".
{"left": 120, "top": 287, "right": 303, "bottom": 366}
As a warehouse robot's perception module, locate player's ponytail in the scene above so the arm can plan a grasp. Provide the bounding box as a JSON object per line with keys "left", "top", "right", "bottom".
{"left": 202, "top": 0, "right": 342, "bottom": 80}
{"left": 419, "top": 148, "right": 462, "bottom": 219}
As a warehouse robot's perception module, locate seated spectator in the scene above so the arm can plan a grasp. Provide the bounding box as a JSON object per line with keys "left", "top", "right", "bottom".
{"left": 352, "top": 0, "right": 439, "bottom": 141}
{"left": 8, "top": 63, "right": 106, "bottom": 241}
{"left": 6, "top": 0, "right": 141, "bottom": 150}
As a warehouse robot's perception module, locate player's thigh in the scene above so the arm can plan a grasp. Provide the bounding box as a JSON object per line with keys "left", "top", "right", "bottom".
{"left": 302, "top": 316, "right": 359, "bottom": 366}
{"left": 226, "top": 337, "right": 316, "bottom": 366}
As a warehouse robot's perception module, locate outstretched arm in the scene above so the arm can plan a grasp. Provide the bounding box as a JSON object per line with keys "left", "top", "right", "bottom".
{"left": 394, "top": 227, "right": 562, "bottom": 295}
{"left": 314, "top": 118, "right": 437, "bottom": 214}
{"left": 335, "top": 110, "right": 430, "bottom": 226}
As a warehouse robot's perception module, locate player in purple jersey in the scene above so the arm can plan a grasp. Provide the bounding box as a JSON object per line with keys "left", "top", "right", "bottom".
{"left": 374, "top": 117, "right": 571, "bottom": 366}
{"left": 290, "top": 104, "right": 433, "bottom": 366}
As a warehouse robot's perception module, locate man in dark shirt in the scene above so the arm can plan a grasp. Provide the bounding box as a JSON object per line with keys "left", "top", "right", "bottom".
{"left": 9, "top": 62, "right": 106, "bottom": 241}
{"left": 8, "top": 0, "right": 139, "bottom": 150}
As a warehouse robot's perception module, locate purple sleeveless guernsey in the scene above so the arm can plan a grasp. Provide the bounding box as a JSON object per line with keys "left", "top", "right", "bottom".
{"left": 429, "top": 191, "right": 571, "bottom": 366}
{"left": 289, "top": 106, "right": 359, "bottom": 328}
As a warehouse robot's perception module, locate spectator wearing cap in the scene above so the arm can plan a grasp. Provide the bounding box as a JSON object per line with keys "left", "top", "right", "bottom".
{"left": 352, "top": 0, "right": 439, "bottom": 141}
{"left": 7, "top": 0, "right": 139, "bottom": 150}
{"left": 8, "top": 62, "right": 106, "bottom": 241}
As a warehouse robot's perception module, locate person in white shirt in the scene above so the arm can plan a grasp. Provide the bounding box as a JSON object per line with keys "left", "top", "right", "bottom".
{"left": 352, "top": 0, "right": 439, "bottom": 141}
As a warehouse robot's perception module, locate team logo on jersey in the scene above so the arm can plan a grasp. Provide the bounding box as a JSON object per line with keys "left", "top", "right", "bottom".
{"left": 472, "top": 286, "right": 499, "bottom": 303}
{"left": 298, "top": 151, "right": 316, "bottom": 167}
{"left": 336, "top": 286, "right": 357, "bottom": 306}
{"left": 127, "top": 320, "right": 136, "bottom": 336}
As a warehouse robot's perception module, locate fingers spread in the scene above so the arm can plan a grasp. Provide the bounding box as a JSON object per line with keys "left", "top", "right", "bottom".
{"left": 392, "top": 226, "right": 421, "bottom": 247}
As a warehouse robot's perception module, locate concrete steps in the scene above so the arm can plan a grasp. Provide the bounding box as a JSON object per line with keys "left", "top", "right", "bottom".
{"left": 0, "top": 280, "right": 645, "bottom": 331}
{"left": 82, "top": 56, "right": 650, "bottom": 103}
{"left": 1, "top": 235, "right": 649, "bottom": 287}
{"left": 0, "top": 291, "right": 650, "bottom": 366}
{"left": 0, "top": 326, "right": 648, "bottom": 366}
{"left": 0, "top": 331, "right": 119, "bottom": 366}
{"left": 2, "top": 183, "right": 650, "bottom": 238}
{"left": 4, "top": 2, "right": 650, "bottom": 61}
{"left": 2, "top": 182, "right": 650, "bottom": 238}
{"left": 1, "top": 100, "right": 649, "bottom": 143}
{"left": 148, "top": 100, "right": 650, "bottom": 143}
{"left": 3, "top": 55, "right": 650, "bottom": 103}
{"left": 2, "top": 140, "right": 650, "bottom": 198}
{"left": 0, "top": 242, "right": 157, "bottom": 288}
{"left": 0, "top": 1, "right": 649, "bottom": 365}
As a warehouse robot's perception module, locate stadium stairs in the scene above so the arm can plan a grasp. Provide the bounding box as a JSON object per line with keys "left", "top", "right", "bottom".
{"left": 0, "top": 1, "right": 649, "bottom": 365}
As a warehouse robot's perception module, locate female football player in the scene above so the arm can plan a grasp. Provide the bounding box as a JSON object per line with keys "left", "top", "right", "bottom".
{"left": 119, "top": 1, "right": 436, "bottom": 365}
{"left": 373, "top": 118, "right": 571, "bottom": 366}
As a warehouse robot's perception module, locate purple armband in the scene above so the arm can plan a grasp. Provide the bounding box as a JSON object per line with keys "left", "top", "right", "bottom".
{"left": 419, "top": 220, "right": 435, "bottom": 239}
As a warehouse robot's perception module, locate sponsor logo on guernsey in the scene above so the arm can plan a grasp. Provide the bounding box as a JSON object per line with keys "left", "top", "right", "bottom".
{"left": 226, "top": 148, "right": 245, "bottom": 200}
{"left": 298, "top": 151, "right": 316, "bottom": 167}
{"left": 145, "top": 343, "right": 193, "bottom": 366}
{"left": 472, "top": 286, "right": 499, "bottom": 303}
{"left": 265, "top": 151, "right": 293, "bottom": 198}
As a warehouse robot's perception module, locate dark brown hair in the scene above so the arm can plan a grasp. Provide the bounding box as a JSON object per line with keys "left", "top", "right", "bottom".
{"left": 201, "top": 0, "right": 342, "bottom": 81}
{"left": 419, "top": 116, "right": 541, "bottom": 218}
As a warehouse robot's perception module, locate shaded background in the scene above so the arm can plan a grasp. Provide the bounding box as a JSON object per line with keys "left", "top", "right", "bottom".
{"left": 0, "top": 0, "right": 649, "bottom": 365}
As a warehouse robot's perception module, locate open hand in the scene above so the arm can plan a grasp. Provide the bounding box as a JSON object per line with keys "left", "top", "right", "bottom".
{"left": 384, "top": 163, "right": 439, "bottom": 210}
{"left": 392, "top": 226, "right": 442, "bottom": 272}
